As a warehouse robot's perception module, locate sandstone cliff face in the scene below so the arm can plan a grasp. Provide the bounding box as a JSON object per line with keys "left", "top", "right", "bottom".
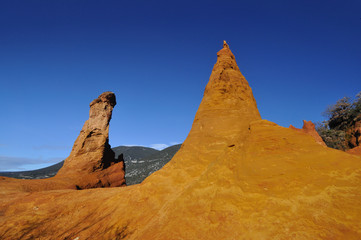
{"left": 1, "top": 43, "right": 361, "bottom": 240}
{"left": 290, "top": 120, "right": 327, "bottom": 146}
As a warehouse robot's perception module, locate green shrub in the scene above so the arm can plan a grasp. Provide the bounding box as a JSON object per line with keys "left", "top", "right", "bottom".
{"left": 316, "top": 92, "right": 361, "bottom": 150}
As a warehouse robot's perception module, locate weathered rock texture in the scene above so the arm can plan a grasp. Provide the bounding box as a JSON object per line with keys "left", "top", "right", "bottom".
{"left": 58, "top": 92, "right": 118, "bottom": 174}
{"left": 347, "top": 145, "right": 361, "bottom": 155}
{"left": 347, "top": 119, "right": 361, "bottom": 149}
{"left": 1, "top": 42, "right": 361, "bottom": 240}
{"left": 290, "top": 120, "right": 327, "bottom": 146}
{"left": 0, "top": 92, "right": 125, "bottom": 192}
{"left": 56, "top": 91, "right": 125, "bottom": 189}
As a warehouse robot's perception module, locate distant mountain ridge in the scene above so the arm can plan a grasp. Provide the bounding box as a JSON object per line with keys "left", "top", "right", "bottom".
{"left": 0, "top": 144, "right": 181, "bottom": 185}
{"left": 123, "top": 144, "right": 182, "bottom": 185}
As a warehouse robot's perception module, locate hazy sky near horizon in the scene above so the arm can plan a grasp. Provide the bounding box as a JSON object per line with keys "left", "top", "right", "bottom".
{"left": 0, "top": 0, "right": 360, "bottom": 171}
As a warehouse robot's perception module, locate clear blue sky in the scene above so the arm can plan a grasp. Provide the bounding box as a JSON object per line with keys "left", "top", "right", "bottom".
{"left": 0, "top": 0, "right": 360, "bottom": 171}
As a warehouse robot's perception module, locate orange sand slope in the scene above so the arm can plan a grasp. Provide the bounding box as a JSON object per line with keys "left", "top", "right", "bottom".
{"left": 1, "top": 42, "right": 361, "bottom": 240}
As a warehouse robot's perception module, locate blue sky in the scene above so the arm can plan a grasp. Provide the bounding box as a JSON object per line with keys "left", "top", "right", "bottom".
{"left": 0, "top": 0, "right": 360, "bottom": 171}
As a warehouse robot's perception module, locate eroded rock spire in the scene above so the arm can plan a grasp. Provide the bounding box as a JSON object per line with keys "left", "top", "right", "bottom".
{"left": 189, "top": 40, "right": 261, "bottom": 144}
{"left": 0, "top": 91, "right": 126, "bottom": 192}
{"left": 290, "top": 120, "right": 326, "bottom": 146}
{"left": 223, "top": 40, "right": 229, "bottom": 48}
{"left": 56, "top": 91, "right": 125, "bottom": 189}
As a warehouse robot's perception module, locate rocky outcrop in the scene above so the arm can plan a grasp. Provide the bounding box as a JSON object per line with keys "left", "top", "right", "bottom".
{"left": 0, "top": 92, "right": 125, "bottom": 192}
{"left": 183, "top": 40, "right": 261, "bottom": 150}
{"left": 347, "top": 145, "right": 361, "bottom": 155}
{"left": 290, "top": 120, "right": 327, "bottom": 146}
{"left": 58, "top": 92, "right": 118, "bottom": 174}
{"left": 347, "top": 119, "right": 361, "bottom": 149}
{"left": 56, "top": 92, "right": 125, "bottom": 189}
{"left": 1, "top": 43, "right": 361, "bottom": 240}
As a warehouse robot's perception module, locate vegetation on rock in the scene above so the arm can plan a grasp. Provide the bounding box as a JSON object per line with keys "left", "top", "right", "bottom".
{"left": 316, "top": 92, "right": 361, "bottom": 150}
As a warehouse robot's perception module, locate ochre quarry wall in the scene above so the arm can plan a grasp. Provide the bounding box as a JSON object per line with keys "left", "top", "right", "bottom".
{"left": 1, "top": 43, "right": 361, "bottom": 240}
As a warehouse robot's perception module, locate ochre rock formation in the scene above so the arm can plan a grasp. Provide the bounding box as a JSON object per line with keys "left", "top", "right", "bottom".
{"left": 347, "top": 119, "right": 361, "bottom": 149}
{"left": 347, "top": 145, "right": 361, "bottom": 155}
{"left": 1, "top": 42, "right": 361, "bottom": 239}
{"left": 0, "top": 92, "right": 125, "bottom": 192}
{"left": 56, "top": 91, "right": 125, "bottom": 189}
{"left": 290, "top": 120, "right": 327, "bottom": 146}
